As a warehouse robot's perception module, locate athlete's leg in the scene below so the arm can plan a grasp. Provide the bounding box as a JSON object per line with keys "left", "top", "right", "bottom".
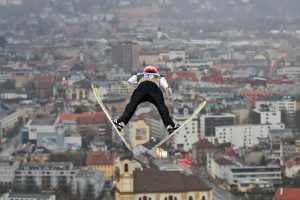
{"left": 148, "top": 85, "right": 175, "bottom": 127}
{"left": 117, "top": 87, "right": 144, "bottom": 125}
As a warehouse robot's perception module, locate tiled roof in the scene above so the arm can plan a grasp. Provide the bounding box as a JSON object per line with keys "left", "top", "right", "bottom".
{"left": 193, "top": 139, "right": 217, "bottom": 150}
{"left": 133, "top": 168, "right": 211, "bottom": 193}
{"left": 86, "top": 151, "right": 115, "bottom": 165}
{"left": 59, "top": 112, "right": 105, "bottom": 121}
{"left": 285, "top": 156, "right": 300, "bottom": 168}
{"left": 274, "top": 188, "right": 300, "bottom": 200}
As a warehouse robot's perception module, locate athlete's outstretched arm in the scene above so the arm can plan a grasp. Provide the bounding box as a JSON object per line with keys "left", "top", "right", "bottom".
{"left": 127, "top": 75, "right": 137, "bottom": 84}
{"left": 160, "top": 76, "right": 172, "bottom": 96}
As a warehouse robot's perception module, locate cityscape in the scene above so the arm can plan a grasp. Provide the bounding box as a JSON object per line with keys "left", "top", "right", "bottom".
{"left": 1, "top": 0, "right": 300, "bottom": 200}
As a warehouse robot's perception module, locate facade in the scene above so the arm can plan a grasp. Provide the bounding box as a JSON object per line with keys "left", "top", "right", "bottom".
{"left": 215, "top": 123, "right": 285, "bottom": 148}
{"left": 15, "top": 162, "right": 77, "bottom": 190}
{"left": 276, "top": 65, "right": 300, "bottom": 79}
{"left": 66, "top": 80, "right": 91, "bottom": 101}
{"left": 174, "top": 105, "right": 199, "bottom": 151}
{"left": 208, "top": 156, "right": 237, "bottom": 180}
{"left": 71, "top": 168, "right": 105, "bottom": 199}
{"left": 280, "top": 138, "right": 300, "bottom": 163}
{"left": 112, "top": 41, "right": 140, "bottom": 72}
{"left": 284, "top": 156, "right": 300, "bottom": 178}
{"left": 115, "top": 156, "right": 213, "bottom": 200}
{"left": 251, "top": 107, "right": 281, "bottom": 125}
{"left": 228, "top": 165, "right": 282, "bottom": 186}
{"left": 256, "top": 95, "right": 297, "bottom": 128}
{"left": 0, "top": 157, "right": 20, "bottom": 190}
{"left": 139, "top": 53, "right": 160, "bottom": 66}
{"left": 36, "top": 74, "right": 55, "bottom": 99}
{"left": 146, "top": 117, "right": 165, "bottom": 139}
{"left": 86, "top": 151, "right": 115, "bottom": 181}
{"left": 36, "top": 132, "right": 64, "bottom": 152}
{"left": 0, "top": 102, "right": 19, "bottom": 130}
{"left": 192, "top": 139, "right": 217, "bottom": 166}
{"left": 200, "top": 113, "right": 235, "bottom": 138}
{"left": 129, "top": 120, "right": 150, "bottom": 148}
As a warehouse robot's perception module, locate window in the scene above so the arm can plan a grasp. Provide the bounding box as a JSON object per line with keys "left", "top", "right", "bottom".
{"left": 202, "top": 196, "right": 206, "bottom": 200}
{"left": 124, "top": 163, "right": 129, "bottom": 172}
{"left": 189, "top": 197, "right": 193, "bottom": 200}
{"left": 169, "top": 196, "right": 173, "bottom": 200}
{"left": 143, "top": 196, "right": 147, "bottom": 200}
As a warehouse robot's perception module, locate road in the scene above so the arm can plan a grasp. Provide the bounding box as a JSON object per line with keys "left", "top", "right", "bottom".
{"left": 212, "top": 183, "right": 243, "bottom": 200}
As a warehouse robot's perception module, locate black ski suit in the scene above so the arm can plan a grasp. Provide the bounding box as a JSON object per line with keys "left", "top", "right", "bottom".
{"left": 117, "top": 72, "right": 175, "bottom": 127}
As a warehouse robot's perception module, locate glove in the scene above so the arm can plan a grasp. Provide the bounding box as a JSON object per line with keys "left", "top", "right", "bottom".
{"left": 166, "top": 87, "right": 172, "bottom": 96}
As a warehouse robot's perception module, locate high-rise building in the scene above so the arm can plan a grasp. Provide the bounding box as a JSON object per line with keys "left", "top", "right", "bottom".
{"left": 112, "top": 41, "right": 139, "bottom": 72}
{"left": 200, "top": 113, "right": 235, "bottom": 138}
{"left": 174, "top": 104, "right": 199, "bottom": 151}
{"left": 256, "top": 95, "right": 297, "bottom": 128}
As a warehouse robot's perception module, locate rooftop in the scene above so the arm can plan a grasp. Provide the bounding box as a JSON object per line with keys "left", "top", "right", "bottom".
{"left": 274, "top": 188, "right": 300, "bottom": 200}
{"left": 133, "top": 168, "right": 211, "bottom": 193}
{"left": 31, "top": 115, "right": 57, "bottom": 126}
{"left": 86, "top": 151, "right": 115, "bottom": 165}
{"left": 193, "top": 139, "right": 217, "bottom": 150}
{"left": 75, "top": 167, "right": 105, "bottom": 182}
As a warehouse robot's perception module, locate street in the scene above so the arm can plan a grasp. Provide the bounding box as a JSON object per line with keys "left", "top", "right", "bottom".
{"left": 212, "top": 183, "right": 243, "bottom": 200}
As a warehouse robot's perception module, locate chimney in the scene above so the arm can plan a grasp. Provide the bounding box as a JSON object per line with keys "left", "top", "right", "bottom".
{"left": 280, "top": 187, "right": 283, "bottom": 196}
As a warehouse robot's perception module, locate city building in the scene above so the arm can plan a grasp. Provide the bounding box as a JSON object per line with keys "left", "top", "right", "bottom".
{"left": 256, "top": 95, "right": 297, "bottom": 128}
{"left": 215, "top": 123, "right": 285, "bottom": 148}
{"left": 192, "top": 139, "right": 217, "bottom": 166}
{"left": 0, "top": 157, "right": 20, "bottom": 190}
{"left": 276, "top": 64, "right": 300, "bottom": 79}
{"left": 36, "top": 131, "right": 81, "bottom": 152}
{"left": 251, "top": 105, "right": 281, "bottom": 125}
{"left": 0, "top": 101, "right": 19, "bottom": 131}
{"left": 200, "top": 113, "right": 235, "bottom": 139}
{"left": 280, "top": 138, "right": 300, "bottom": 164}
{"left": 111, "top": 41, "right": 139, "bottom": 72}
{"left": 284, "top": 156, "right": 300, "bottom": 178}
{"left": 36, "top": 74, "right": 55, "bottom": 100}
{"left": 26, "top": 114, "right": 59, "bottom": 141}
{"left": 66, "top": 80, "right": 91, "bottom": 101}
{"left": 129, "top": 120, "right": 150, "bottom": 148}
{"left": 86, "top": 151, "right": 115, "bottom": 181}
{"left": 174, "top": 104, "right": 199, "bottom": 151}
{"left": 115, "top": 156, "right": 213, "bottom": 200}
{"left": 71, "top": 167, "right": 105, "bottom": 199}
{"left": 145, "top": 117, "right": 165, "bottom": 139}
{"left": 15, "top": 162, "right": 77, "bottom": 190}
{"left": 228, "top": 165, "right": 282, "bottom": 186}
{"left": 207, "top": 156, "right": 237, "bottom": 180}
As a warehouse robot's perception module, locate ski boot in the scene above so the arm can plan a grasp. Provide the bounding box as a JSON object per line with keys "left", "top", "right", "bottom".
{"left": 113, "top": 119, "right": 125, "bottom": 131}
{"left": 166, "top": 124, "right": 180, "bottom": 135}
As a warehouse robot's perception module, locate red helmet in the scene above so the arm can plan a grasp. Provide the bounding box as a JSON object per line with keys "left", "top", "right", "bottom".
{"left": 144, "top": 66, "right": 158, "bottom": 73}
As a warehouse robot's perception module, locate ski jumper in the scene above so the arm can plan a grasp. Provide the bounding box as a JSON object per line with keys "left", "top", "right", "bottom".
{"left": 117, "top": 72, "right": 175, "bottom": 127}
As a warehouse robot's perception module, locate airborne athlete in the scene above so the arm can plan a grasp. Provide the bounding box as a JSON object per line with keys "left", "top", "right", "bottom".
{"left": 113, "top": 66, "right": 179, "bottom": 134}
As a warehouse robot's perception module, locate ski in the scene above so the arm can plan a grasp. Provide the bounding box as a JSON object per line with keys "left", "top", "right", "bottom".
{"left": 151, "top": 100, "right": 207, "bottom": 150}
{"left": 91, "top": 84, "right": 133, "bottom": 152}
